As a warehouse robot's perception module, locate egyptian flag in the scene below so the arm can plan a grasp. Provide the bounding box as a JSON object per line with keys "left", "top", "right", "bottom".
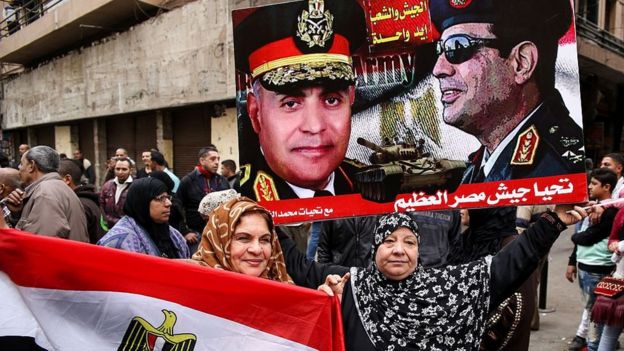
{"left": 0, "top": 229, "right": 345, "bottom": 351}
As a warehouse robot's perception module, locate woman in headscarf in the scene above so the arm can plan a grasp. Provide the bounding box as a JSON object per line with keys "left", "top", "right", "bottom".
{"left": 98, "top": 177, "right": 189, "bottom": 259}
{"left": 191, "top": 196, "right": 292, "bottom": 283}
{"left": 279, "top": 206, "right": 586, "bottom": 351}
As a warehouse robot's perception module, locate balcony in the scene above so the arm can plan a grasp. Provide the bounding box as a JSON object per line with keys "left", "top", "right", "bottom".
{"left": 576, "top": 15, "right": 624, "bottom": 84}
{"left": 0, "top": 0, "right": 168, "bottom": 67}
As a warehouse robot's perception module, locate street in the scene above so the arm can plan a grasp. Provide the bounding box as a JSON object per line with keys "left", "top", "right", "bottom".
{"left": 529, "top": 226, "right": 622, "bottom": 350}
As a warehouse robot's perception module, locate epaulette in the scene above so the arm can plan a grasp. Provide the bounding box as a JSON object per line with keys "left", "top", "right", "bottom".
{"left": 542, "top": 122, "right": 584, "bottom": 165}
{"left": 511, "top": 125, "right": 539, "bottom": 165}
{"left": 239, "top": 163, "right": 251, "bottom": 186}
{"left": 253, "top": 171, "right": 280, "bottom": 201}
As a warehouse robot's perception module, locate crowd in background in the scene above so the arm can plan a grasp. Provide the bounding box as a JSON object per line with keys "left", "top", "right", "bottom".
{"left": 0, "top": 143, "right": 623, "bottom": 350}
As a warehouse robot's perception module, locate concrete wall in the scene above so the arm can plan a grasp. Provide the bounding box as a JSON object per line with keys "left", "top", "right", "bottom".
{"left": 2, "top": 0, "right": 243, "bottom": 129}
{"left": 211, "top": 106, "right": 238, "bottom": 165}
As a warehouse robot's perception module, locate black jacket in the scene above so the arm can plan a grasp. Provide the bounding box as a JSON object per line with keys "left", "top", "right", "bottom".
{"left": 317, "top": 211, "right": 461, "bottom": 268}
{"left": 278, "top": 214, "right": 566, "bottom": 351}
{"left": 74, "top": 184, "right": 105, "bottom": 244}
{"left": 177, "top": 169, "right": 230, "bottom": 233}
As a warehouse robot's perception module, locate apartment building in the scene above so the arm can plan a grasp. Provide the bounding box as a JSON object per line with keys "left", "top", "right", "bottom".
{"left": 0, "top": 0, "right": 622, "bottom": 183}
{"left": 575, "top": 0, "right": 624, "bottom": 159}
{"left": 0, "top": 0, "right": 249, "bottom": 183}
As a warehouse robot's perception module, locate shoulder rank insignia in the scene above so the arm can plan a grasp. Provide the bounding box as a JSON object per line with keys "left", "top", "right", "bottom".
{"left": 118, "top": 309, "right": 197, "bottom": 351}
{"left": 239, "top": 163, "right": 251, "bottom": 186}
{"left": 511, "top": 125, "right": 540, "bottom": 165}
{"left": 254, "top": 171, "right": 280, "bottom": 202}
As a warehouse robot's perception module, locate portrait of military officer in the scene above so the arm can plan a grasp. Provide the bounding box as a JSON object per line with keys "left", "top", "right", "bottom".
{"left": 234, "top": 0, "right": 366, "bottom": 201}
{"left": 430, "top": 0, "right": 585, "bottom": 183}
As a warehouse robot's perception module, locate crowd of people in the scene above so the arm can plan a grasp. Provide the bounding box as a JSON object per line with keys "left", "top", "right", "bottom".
{"left": 0, "top": 0, "right": 621, "bottom": 348}
{"left": 2, "top": 141, "right": 624, "bottom": 350}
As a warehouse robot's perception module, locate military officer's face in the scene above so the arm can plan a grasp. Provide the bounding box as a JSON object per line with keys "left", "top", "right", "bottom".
{"left": 433, "top": 23, "right": 520, "bottom": 136}
{"left": 248, "top": 84, "right": 355, "bottom": 190}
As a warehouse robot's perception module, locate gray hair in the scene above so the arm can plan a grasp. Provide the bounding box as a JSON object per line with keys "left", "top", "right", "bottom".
{"left": 25, "top": 145, "right": 60, "bottom": 173}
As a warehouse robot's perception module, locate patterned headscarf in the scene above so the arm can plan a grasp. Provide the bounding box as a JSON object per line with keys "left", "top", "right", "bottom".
{"left": 351, "top": 213, "right": 492, "bottom": 350}
{"left": 192, "top": 197, "right": 293, "bottom": 284}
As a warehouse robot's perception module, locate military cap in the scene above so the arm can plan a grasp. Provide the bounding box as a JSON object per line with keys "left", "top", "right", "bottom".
{"left": 430, "top": 0, "right": 571, "bottom": 41}
{"left": 233, "top": 0, "right": 367, "bottom": 90}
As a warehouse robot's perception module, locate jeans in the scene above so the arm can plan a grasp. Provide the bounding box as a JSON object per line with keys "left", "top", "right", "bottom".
{"left": 578, "top": 269, "right": 609, "bottom": 350}
{"left": 307, "top": 222, "right": 321, "bottom": 260}
{"left": 597, "top": 325, "right": 622, "bottom": 351}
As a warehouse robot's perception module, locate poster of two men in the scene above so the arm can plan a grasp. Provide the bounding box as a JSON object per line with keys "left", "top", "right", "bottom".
{"left": 233, "top": 0, "right": 586, "bottom": 223}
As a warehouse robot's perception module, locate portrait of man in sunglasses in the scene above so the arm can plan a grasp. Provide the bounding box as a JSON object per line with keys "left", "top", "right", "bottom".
{"left": 429, "top": 0, "right": 585, "bottom": 183}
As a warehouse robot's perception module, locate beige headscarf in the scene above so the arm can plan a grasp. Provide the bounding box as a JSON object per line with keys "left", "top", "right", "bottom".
{"left": 192, "top": 196, "right": 293, "bottom": 284}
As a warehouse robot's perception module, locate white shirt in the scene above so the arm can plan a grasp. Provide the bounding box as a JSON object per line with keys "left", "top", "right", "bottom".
{"left": 114, "top": 176, "right": 133, "bottom": 204}
{"left": 613, "top": 176, "right": 624, "bottom": 199}
{"left": 287, "top": 172, "right": 335, "bottom": 199}
{"left": 483, "top": 104, "right": 542, "bottom": 177}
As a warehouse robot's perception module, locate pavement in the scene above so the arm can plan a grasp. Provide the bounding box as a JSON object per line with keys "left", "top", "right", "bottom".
{"left": 528, "top": 226, "right": 622, "bottom": 350}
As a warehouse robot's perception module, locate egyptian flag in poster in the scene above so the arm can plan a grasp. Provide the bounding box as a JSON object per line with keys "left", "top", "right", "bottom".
{"left": 0, "top": 229, "right": 344, "bottom": 351}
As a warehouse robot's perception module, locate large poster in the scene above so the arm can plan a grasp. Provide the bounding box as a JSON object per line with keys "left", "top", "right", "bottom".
{"left": 233, "top": 0, "right": 587, "bottom": 224}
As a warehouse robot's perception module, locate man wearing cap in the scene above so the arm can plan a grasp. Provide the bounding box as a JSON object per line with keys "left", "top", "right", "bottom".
{"left": 234, "top": 0, "right": 366, "bottom": 201}
{"left": 430, "top": 0, "right": 585, "bottom": 184}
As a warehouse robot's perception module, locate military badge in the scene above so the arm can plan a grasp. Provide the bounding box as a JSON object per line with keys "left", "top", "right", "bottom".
{"left": 449, "top": 0, "right": 472, "bottom": 9}
{"left": 296, "top": 0, "right": 334, "bottom": 49}
{"left": 560, "top": 137, "right": 580, "bottom": 148}
{"left": 562, "top": 150, "right": 584, "bottom": 164}
{"left": 254, "top": 171, "right": 280, "bottom": 201}
{"left": 118, "top": 309, "right": 197, "bottom": 351}
{"left": 511, "top": 125, "right": 540, "bottom": 165}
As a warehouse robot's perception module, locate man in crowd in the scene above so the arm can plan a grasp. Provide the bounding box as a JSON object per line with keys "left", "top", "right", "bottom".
{"left": 0, "top": 168, "right": 21, "bottom": 226}
{"left": 566, "top": 168, "right": 619, "bottom": 350}
{"left": 0, "top": 168, "right": 20, "bottom": 200}
{"left": 58, "top": 159, "right": 105, "bottom": 244}
{"left": 136, "top": 150, "right": 153, "bottom": 178}
{"left": 234, "top": 0, "right": 366, "bottom": 201}
{"left": 149, "top": 150, "right": 180, "bottom": 193}
{"left": 12, "top": 144, "right": 29, "bottom": 169}
{"left": 73, "top": 149, "right": 96, "bottom": 184}
{"left": 178, "top": 146, "right": 229, "bottom": 251}
{"left": 115, "top": 147, "right": 136, "bottom": 169}
{"left": 600, "top": 153, "right": 624, "bottom": 199}
{"left": 4, "top": 145, "right": 88, "bottom": 242}
{"left": 99, "top": 157, "right": 133, "bottom": 229}
{"left": 430, "top": 0, "right": 585, "bottom": 183}
{"left": 220, "top": 159, "right": 238, "bottom": 189}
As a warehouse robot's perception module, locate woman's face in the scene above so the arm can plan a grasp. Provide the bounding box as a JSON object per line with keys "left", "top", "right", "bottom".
{"left": 230, "top": 213, "right": 272, "bottom": 277}
{"left": 375, "top": 227, "right": 419, "bottom": 281}
{"left": 149, "top": 192, "right": 172, "bottom": 224}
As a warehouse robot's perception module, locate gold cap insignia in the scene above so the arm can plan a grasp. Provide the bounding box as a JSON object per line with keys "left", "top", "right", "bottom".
{"left": 297, "top": 0, "right": 334, "bottom": 48}
{"left": 254, "top": 171, "right": 280, "bottom": 202}
{"left": 511, "top": 125, "right": 540, "bottom": 165}
{"left": 450, "top": 0, "right": 472, "bottom": 9}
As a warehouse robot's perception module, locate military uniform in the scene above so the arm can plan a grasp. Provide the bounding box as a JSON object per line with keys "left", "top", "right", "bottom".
{"left": 239, "top": 157, "right": 363, "bottom": 201}
{"left": 234, "top": 0, "right": 366, "bottom": 201}
{"left": 462, "top": 91, "right": 585, "bottom": 183}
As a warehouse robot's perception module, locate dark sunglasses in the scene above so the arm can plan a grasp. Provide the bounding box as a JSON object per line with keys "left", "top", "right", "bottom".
{"left": 435, "top": 34, "right": 498, "bottom": 64}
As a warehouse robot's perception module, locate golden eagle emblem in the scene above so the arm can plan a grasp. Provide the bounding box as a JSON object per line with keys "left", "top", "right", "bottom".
{"left": 118, "top": 309, "right": 197, "bottom": 351}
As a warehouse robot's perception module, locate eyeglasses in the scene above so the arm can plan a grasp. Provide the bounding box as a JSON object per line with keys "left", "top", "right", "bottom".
{"left": 153, "top": 194, "right": 172, "bottom": 203}
{"left": 435, "top": 34, "right": 498, "bottom": 65}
